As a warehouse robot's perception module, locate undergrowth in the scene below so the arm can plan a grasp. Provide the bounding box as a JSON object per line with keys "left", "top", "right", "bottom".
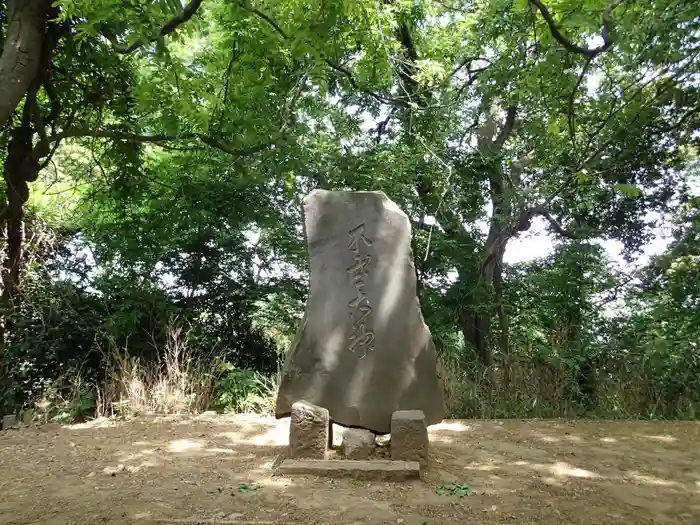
{"left": 96, "top": 326, "right": 218, "bottom": 417}
{"left": 214, "top": 363, "right": 280, "bottom": 415}
{"left": 19, "top": 325, "right": 698, "bottom": 424}
{"left": 440, "top": 354, "right": 699, "bottom": 420}
{"left": 25, "top": 325, "right": 281, "bottom": 423}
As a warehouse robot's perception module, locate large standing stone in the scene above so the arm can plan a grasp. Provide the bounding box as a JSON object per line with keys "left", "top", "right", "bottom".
{"left": 289, "top": 400, "right": 329, "bottom": 459}
{"left": 275, "top": 190, "right": 445, "bottom": 434}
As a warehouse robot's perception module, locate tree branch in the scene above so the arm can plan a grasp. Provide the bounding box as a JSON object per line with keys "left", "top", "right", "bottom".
{"left": 108, "top": 0, "right": 205, "bottom": 54}
{"left": 324, "top": 60, "right": 392, "bottom": 104}
{"left": 652, "top": 105, "right": 700, "bottom": 134}
{"left": 240, "top": 4, "right": 288, "bottom": 39}
{"left": 42, "top": 75, "right": 61, "bottom": 129}
{"left": 48, "top": 128, "right": 286, "bottom": 158}
{"left": 47, "top": 65, "right": 305, "bottom": 159}
{"left": 578, "top": 61, "right": 698, "bottom": 168}
{"left": 0, "top": 0, "right": 51, "bottom": 128}
{"left": 567, "top": 54, "right": 594, "bottom": 152}
{"left": 494, "top": 106, "right": 517, "bottom": 147}
{"left": 591, "top": 271, "right": 637, "bottom": 309}
{"left": 449, "top": 56, "right": 492, "bottom": 78}
{"left": 536, "top": 208, "right": 578, "bottom": 239}
{"left": 482, "top": 201, "right": 579, "bottom": 270}
{"left": 238, "top": 3, "right": 393, "bottom": 105}
{"left": 529, "top": 0, "right": 621, "bottom": 57}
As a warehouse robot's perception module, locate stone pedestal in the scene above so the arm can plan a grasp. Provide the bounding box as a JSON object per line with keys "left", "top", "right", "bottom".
{"left": 289, "top": 400, "right": 329, "bottom": 459}
{"left": 390, "top": 410, "right": 429, "bottom": 467}
{"left": 277, "top": 459, "right": 420, "bottom": 481}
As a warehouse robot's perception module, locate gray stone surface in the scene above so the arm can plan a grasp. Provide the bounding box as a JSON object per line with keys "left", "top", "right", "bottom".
{"left": 2, "top": 414, "right": 17, "bottom": 430}
{"left": 276, "top": 459, "right": 420, "bottom": 481}
{"left": 275, "top": 190, "right": 445, "bottom": 434}
{"left": 390, "top": 410, "right": 429, "bottom": 467}
{"left": 341, "top": 428, "right": 376, "bottom": 459}
{"left": 289, "top": 400, "right": 329, "bottom": 459}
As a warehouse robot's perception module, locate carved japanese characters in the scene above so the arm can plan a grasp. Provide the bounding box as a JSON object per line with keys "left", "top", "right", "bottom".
{"left": 347, "top": 222, "right": 375, "bottom": 358}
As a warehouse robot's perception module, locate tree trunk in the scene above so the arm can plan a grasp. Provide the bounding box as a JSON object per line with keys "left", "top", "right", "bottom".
{"left": 493, "top": 244, "right": 509, "bottom": 356}
{"left": 1, "top": 0, "right": 59, "bottom": 298}
{"left": 390, "top": 18, "right": 519, "bottom": 374}
{"left": 458, "top": 240, "right": 506, "bottom": 370}
{"left": 462, "top": 105, "right": 516, "bottom": 371}
{"left": 460, "top": 309, "right": 493, "bottom": 368}
{"left": 2, "top": 120, "right": 39, "bottom": 300}
{"left": 0, "top": 0, "right": 50, "bottom": 128}
{"left": 0, "top": 106, "right": 41, "bottom": 414}
{"left": 1, "top": 3, "right": 58, "bottom": 412}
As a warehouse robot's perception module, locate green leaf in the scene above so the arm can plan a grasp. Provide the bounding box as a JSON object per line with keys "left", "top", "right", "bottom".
{"left": 436, "top": 482, "right": 473, "bottom": 498}
{"left": 614, "top": 184, "right": 643, "bottom": 198}
{"left": 237, "top": 482, "right": 262, "bottom": 493}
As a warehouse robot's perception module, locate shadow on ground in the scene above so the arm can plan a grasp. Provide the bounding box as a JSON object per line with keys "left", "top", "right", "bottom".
{"left": 0, "top": 416, "right": 698, "bottom": 524}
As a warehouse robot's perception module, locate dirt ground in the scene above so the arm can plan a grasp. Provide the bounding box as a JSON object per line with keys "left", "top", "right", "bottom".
{"left": 0, "top": 415, "right": 698, "bottom": 525}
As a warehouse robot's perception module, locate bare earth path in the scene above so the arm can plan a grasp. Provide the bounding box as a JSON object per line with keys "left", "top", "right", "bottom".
{"left": 1, "top": 415, "right": 698, "bottom": 524}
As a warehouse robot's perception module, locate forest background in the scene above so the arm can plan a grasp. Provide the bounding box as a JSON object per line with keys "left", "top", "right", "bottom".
{"left": 1, "top": 0, "right": 698, "bottom": 423}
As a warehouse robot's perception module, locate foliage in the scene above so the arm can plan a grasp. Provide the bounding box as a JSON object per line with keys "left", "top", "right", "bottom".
{"left": 37, "top": 372, "right": 96, "bottom": 424}
{"left": 236, "top": 482, "right": 263, "bottom": 493}
{"left": 436, "top": 482, "right": 473, "bottom": 498}
{"left": 1, "top": 0, "right": 699, "bottom": 421}
{"left": 214, "top": 363, "right": 279, "bottom": 415}
{"left": 605, "top": 189, "right": 700, "bottom": 418}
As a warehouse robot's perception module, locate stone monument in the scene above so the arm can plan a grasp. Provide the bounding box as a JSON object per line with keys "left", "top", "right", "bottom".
{"left": 275, "top": 190, "right": 444, "bottom": 434}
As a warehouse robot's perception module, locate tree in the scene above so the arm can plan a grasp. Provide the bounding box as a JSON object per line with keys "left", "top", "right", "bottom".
{"left": 0, "top": 1, "right": 213, "bottom": 299}
{"left": 292, "top": 0, "right": 700, "bottom": 368}
{"left": 0, "top": 1, "right": 217, "bottom": 411}
{"left": 505, "top": 241, "right": 619, "bottom": 409}
{"left": 607, "top": 168, "right": 700, "bottom": 416}
{"left": 2, "top": 0, "right": 699, "bottom": 417}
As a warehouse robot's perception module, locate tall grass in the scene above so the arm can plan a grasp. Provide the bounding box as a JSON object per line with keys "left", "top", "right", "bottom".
{"left": 97, "top": 325, "right": 219, "bottom": 417}
{"left": 441, "top": 355, "right": 699, "bottom": 420}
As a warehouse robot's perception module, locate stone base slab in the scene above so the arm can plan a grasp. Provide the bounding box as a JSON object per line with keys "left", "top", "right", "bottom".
{"left": 276, "top": 459, "right": 420, "bottom": 481}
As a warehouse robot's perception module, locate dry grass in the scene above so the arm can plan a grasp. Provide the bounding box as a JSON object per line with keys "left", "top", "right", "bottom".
{"left": 27, "top": 324, "right": 282, "bottom": 423}
{"left": 29, "top": 325, "right": 695, "bottom": 423}
{"left": 97, "top": 325, "right": 218, "bottom": 417}
{"left": 440, "top": 354, "right": 698, "bottom": 420}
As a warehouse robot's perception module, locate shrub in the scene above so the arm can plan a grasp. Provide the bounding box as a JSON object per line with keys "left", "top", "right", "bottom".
{"left": 214, "top": 363, "right": 279, "bottom": 415}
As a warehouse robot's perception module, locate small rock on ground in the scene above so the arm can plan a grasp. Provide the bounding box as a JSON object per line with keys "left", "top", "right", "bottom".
{"left": 341, "top": 428, "right": 376, "bottom": 459}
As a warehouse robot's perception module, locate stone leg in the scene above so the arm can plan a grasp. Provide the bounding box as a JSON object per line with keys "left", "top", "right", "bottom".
{"left": 2, "top": 414, "right": 17, "bottom": 430}
{"left": 328, "top": 420, "right": 334, "bottom": 449}
{"left": 390, "top": 410, "right": 429, "bottom": 467}
{"left": 289, "top": 400, "right": 329, "bottom": 459}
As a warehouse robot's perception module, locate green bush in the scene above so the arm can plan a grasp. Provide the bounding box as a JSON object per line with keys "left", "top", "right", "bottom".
{"left": 34, "top": 373, "right": 96, "bottom": 424}
{"left": 214, "top": 363, "right": 278, "bottom": 415}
